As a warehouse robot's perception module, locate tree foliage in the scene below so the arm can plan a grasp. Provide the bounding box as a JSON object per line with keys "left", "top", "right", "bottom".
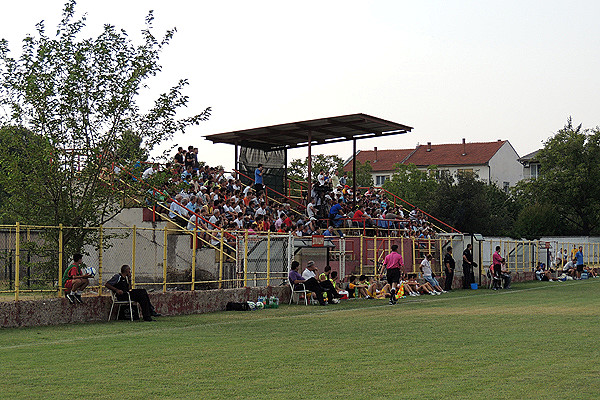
{"left": 288, "top": 154, "right": 345, "bottom": 182}
{"left": 0, "top": 1, "right": 210, "bottom": 258}
{"left": 531, "top": 118, "right": 600, "bottom": 235}
{"left": 382, "top": 164, "right": 437, "bottom": 210}
{"left": 0, "top": 1, "right": 209, "bottom": 228}
{"left": 346, "top": 161, "right": 374, "bottom": 188}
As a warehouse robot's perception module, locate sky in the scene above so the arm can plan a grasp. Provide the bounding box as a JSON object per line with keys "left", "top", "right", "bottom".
{"left": 1, "top": 0, "right": 599, "bottom": 169}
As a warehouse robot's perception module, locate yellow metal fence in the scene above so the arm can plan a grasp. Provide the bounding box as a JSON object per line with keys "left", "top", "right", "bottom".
{"left": 2, "top": 223, "right": 600, "bottom": 301}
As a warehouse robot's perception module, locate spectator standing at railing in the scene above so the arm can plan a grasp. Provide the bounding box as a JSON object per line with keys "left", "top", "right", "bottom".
{"left": 331, "top": 170, "right": 340, "bottom": 188}
{"left": 339, "top": 173, "right": 347, "bottom": 186}
{"left": 184, "top": 145, "right": 195, "bottom": 170}
{"left": 306, "top": 198, "right": 316, "bottom": 219}
{"left": 254, "top": 164, "right": 264, "bottom": 194}
{"left": 174, "top": 147, "right": 184, "bottom": 165}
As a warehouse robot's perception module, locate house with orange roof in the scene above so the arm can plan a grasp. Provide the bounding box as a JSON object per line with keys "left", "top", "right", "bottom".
{"left": 343, "top": 139, "right": 523, "bottom": 192}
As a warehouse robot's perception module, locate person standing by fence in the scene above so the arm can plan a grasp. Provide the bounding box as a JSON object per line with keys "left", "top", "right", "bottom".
{"left": 462, "top": 244, "right": 476, "bottom": 288}
{"left": 444, "top": 246, "right": 455, "bottom": 291}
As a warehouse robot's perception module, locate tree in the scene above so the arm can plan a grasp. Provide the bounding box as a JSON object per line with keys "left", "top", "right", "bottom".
{"left": 531, "top": 118, "right": 600, "bottom": 235}
{"left": 382, "top": 164, "right": 438, "bottom": 210}
{"left": 346, "top": 161, "right": 374, "bottom": 187}
{"left": 428, "top": 172, "right": 516, "bottom": 235}
{"left": 288, "top": 154, "right": 345, "bottom": 182}
{"left": 0, "top": 1, "right": 210, "bottom": 253}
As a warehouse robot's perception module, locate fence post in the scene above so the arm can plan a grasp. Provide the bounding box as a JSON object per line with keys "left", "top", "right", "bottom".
{"left": 266, "top": 232, "right": 271, "bottom": 287}
{"left": 98, "top": 225, "right": 103, "bottom": 296}
{"left": 15, "top": 222, "right": 20, "bottom": 301}
{"left": 412, "top": 237, "right": 416, "bottom": 273}
{"left": 58, "top": 224, "right": 63, "bottom": 298}
{"left": 219, "top": 229, "right": 224, "bottom": 289}
{"left": 192, "top": 227, "right": 197, "bottom": 291}
{"left": 163, "top": 226, "right": 168, "bottom": 293}
{"left": 360, "top": 235, "right": 364, "bottom": 275}
{"left": 132, "top": 225, "right": 136, "bottom": 289}
{"left": 244, "top": 231, "right": 248, "bottom": 287}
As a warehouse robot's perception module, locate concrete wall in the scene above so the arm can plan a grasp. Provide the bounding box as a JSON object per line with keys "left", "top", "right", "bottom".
{"left": 1, "top": 286, "right": 291, "bottom": 329}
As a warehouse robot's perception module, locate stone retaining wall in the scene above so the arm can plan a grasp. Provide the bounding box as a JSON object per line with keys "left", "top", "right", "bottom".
{"left": 1, "top": 286, "right": 291, "bottom": 329}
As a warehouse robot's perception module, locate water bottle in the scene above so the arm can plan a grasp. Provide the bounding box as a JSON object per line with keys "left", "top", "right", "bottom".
{"left": 273, "top": 296, "right": 279, "bottom": 308}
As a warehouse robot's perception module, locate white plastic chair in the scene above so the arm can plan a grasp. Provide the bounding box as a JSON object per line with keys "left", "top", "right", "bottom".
{"left": 486, "top": 267, "right": 503, "bottom": 290}
{"left": 108, "top": 291, "right": 138, "bottom": 321}
{"left": 288, "top": 281, "right": 309, "bottom": 305}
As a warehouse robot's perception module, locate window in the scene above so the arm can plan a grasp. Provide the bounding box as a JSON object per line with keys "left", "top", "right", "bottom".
{"left": 530, "top": 163, "right": 540, "bottom": 179}
{"left": 457, "top": 168, "right": 477, "bottom": 178}
{"left": 375, "top": 175, "right": 388, "bottom": 186}
{"left": 503, "top": 181, "right": 510, "bottom": 193}
{"left": 436, "top": 170, "right": 451, "bottom": 180}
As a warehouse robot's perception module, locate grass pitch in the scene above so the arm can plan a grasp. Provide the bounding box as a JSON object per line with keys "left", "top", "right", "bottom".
{"left": 2, "top": 279, "right": 600, "bottom": 399}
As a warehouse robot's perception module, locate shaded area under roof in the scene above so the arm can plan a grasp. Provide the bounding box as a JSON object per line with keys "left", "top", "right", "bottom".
{"left": 204, "top": 113, "right": 413, "bottom": 152}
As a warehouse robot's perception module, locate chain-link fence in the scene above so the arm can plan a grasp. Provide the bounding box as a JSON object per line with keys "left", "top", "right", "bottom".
{"left": 3, "top": 223, "right": 600, "bottom": 301}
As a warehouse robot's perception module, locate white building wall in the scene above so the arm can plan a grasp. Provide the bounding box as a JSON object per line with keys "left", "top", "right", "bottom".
{"left": 488, "top": 142, "right": 523, "bottom": 188}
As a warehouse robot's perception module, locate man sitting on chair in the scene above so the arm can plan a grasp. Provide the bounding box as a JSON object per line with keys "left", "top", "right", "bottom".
{"left": 105, "top": 265, "right": 161, "bottom": 321}
{"left": 288, "top": 260, "right": 327, "bottom": 306}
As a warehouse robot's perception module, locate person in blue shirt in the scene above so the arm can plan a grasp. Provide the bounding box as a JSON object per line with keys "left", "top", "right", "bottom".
{"left": 254, "top": 164, "right": 264, "bottom": 194}
{"left": 329, "top": 198, "right": 344, "bottom": 228}
{"left": 575, "top": 246, "right": 584, "bottom": 279}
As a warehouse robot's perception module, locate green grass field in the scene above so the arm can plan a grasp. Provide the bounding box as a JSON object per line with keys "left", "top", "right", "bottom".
{"left": 2, "top": 279, "right": 600, "bottom": 399}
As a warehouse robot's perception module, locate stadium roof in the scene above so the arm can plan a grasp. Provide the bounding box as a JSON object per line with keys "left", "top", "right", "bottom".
{"left": 204, "top": 113, "right": 413, "bottom": 152}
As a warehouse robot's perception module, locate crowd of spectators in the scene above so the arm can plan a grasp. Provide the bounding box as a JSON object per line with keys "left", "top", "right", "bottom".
{"left": 136, "top": 148, "right": 441, "bottom": 241}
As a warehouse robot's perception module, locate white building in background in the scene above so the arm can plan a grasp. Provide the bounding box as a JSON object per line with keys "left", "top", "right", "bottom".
{"left": 344, "top": 139, "right": 523, "bottom": 192}
{"left": 518, "top": 149, "right": 541, "bottom": 180}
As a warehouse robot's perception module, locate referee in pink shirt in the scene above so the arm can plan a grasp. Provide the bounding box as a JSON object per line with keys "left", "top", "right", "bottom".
{"left": 381, "top": 244, "right": 404, "bottom": 305}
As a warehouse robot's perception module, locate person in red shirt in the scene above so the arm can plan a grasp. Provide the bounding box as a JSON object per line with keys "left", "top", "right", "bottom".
{"left": 61, "top": 253, "right": 92, "bottom": 304}
{"left": 352, "top": 205, "right": 365, "bottom": 228}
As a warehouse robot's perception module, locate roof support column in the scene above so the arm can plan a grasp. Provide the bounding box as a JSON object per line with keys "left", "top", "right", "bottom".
{"left": 307, "top": 131, "right": 312, "bottom": 203}
{"left": 284, "top": 148, "right": 288, "bottom": 198}
{"left": 234, "top": 142, "right": 239, "bottom": 178}
{"left": 352, "top": 138, "right": 357, "bottom": 209}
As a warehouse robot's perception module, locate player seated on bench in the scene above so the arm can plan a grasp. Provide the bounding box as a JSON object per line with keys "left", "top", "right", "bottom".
{"left": 289, "top": 260, "right": 327, "bottom": 306}
{"left": 105, "top": 265, "right": 161, "bottom": 321}
{"left": 366, "top": 277, "right": 391, "bottom": 299}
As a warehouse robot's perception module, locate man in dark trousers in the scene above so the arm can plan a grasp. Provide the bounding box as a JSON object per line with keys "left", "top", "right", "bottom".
{"left": 105, "top": 265, "right": 161, "bottom": 321}
{"left": 288, "top": 260, "right": 327, "bottom": 306}
{"left": 444, "top": 246, "right": 455, "bottom": 291}
{"left": 462, "top": 244, "right": 477, "bottom": 288}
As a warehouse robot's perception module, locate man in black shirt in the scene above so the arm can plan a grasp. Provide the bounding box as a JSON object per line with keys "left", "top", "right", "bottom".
{"left": 444, "top": 246, "right": 455, "bottom": 291}
{"left": 462, "top": 244, "right": 477, "bottom": 288}
{"left": 105, "top": 265, "right": 161, "bottom": 321}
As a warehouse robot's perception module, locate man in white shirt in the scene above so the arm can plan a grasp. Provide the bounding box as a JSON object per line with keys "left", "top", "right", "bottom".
{"left": 306, "top": 199, "right": 316, "bottom": 220}
{"left": 169, "top": 195, "right": 183, "bottom": 219}
{"left": 317, "top": 170, "right": 326, "bottom": 186}
{"left": 208, "top": 209, "right": 220, "bottom": 227}
{"left": 419, "top": 254, "right": 444, "bottom": 294}
{"left": 142, "top": 164, "right": 158, "bottom": 180}
{"left": 302, "top": 261, "right": 318, "bottom": 280}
